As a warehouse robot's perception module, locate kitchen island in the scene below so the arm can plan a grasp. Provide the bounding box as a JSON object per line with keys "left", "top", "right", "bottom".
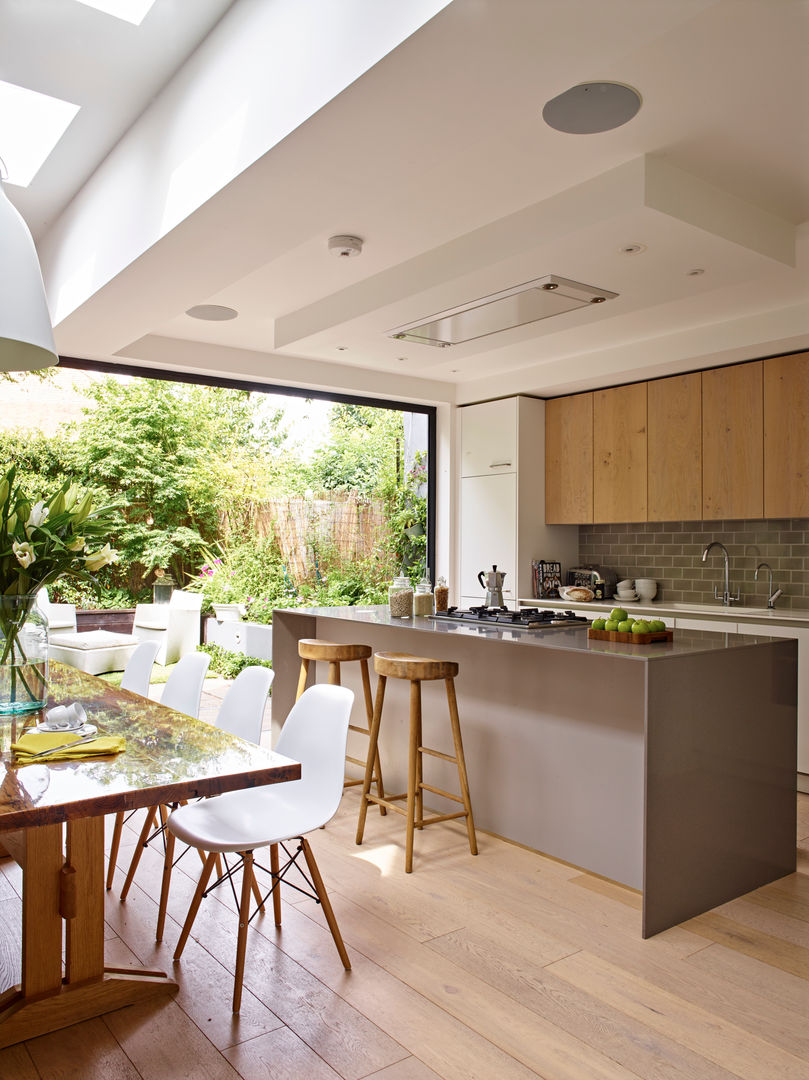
{"left": 272, "top": 606, "right": 797, "bottom": 936}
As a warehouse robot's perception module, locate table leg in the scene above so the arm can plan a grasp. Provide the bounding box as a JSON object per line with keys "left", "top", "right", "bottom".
{"left": 65, "top": 817, "right": 105, "bottom": 983}
{"left": 21, "top": 824, "right": 63, "bottom": 999}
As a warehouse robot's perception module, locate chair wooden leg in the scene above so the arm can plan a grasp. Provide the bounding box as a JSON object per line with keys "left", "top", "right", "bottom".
{"left": 156, "top": 818, "right": 176, "bottom": 942}
{"left": 251, "top": 869, "right": 265, "bottom": 914}
{"left": 120, "top": 805, "right": 158, "bottom": 900}
{"left": 406, "top": 680, "right": 421, "bottom": 873}
{"left": 301, "top": 838, "right": 350, "bottom": 970}
{"left": 233, "top": 851, "right": 254, "bottom": 1013}
{"left": 270, "top": 843, "right": 282, "bottom": 925}
{"left": 174, "top": 851, "right": 217, "bottom": 960}
{"left": 106, "top": 811, "right": 124, "bottom": 890}
{"left": 356, "top": 675, "right": 386, "bottom": 845}
{"left": 360, "top": 658, "right": 385, "bottom": 814}
{"left": 446, "top": 676, "right": 478, "bottom": 856}
{"left": 295, "top": 658, "right": 310, "bottom": 702}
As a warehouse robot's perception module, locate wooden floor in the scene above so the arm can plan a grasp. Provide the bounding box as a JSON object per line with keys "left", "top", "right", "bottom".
{"left": 1, "top": 790, "right": 807, "bottom": 1080}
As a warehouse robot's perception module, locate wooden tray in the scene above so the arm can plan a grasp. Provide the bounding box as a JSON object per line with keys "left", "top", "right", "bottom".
{"left": 588, "top": 628, "right": 674, "bottom": 645}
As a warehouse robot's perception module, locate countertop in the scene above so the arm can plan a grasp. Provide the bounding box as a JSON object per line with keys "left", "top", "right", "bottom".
{"left": 518, "top": 597, "right": 809, "bottom": 627}
{"left": 278, "top": 604, "right": 784, "bottom": 661}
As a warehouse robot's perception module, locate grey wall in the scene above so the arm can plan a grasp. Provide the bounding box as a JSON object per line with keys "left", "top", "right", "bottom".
{"left": 578, "top": 518, "right": 809, "bottom": 608}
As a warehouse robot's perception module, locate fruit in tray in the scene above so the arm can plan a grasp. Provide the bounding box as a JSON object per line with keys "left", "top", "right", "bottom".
{"left": 591, "top": 615, "right": 667, "bottom": 634}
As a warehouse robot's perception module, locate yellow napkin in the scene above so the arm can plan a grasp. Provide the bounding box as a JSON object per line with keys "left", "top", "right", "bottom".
{"left": 11, "top": 731, "right": 126, "bottom": 763}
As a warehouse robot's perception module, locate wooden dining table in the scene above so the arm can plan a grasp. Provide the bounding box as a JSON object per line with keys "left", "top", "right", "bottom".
{"left": 0, "top": 662, "right": 300, "bottom": 1049}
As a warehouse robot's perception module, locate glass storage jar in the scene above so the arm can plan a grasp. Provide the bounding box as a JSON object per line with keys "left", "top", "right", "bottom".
{"left": 414, "top": 571, "right": 434, "bottom": 616}
{"left": 388, "top": 571, "right": 414, "bottom": 618}
{"left": 434, "top": 575, "right": 449, "bottom": 612}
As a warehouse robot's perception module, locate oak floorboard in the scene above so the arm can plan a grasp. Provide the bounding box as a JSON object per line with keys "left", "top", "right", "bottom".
{"left": 0, "top": 861, "right": 16, "bottom": 901}
{"left": 547, "top": 950, "right": 809, "bottom": 1080}
{"left": 25, "top": 1017, "right": 141, "bottom": 1080}
{"left": 711, "top": 896, "right": 809, "bottom": 948}
{"left": 683, "top": 911, "right": 809, "bottom": 979}
{"left": 427, "top": 925, "right": 739, "bottom": 1080}
{"left": 0, "top": 895, "right": 21, "bottom": 995}
{"left": 0, "top": 1043, "right": 39, "bottom": 1080}
{"left": 310, "top": 892, "right": 640, "bottom": 1080}
{"left": 222, "top": 1026, "right": 343, "bottom": 1080}
{"left": 685, "top": 942, "right": 809, "bottom": 1020}
{"left": 104, "top": 998, "right": 242, "bottom": 1080}
{"left": 746, "top": 883, "right": 809, "bottom": 923}
{"left": 796, "top": 792, "right": 808, "bottom": 837}
{"left": 365, "top": 1059, "right": 446, "bottom": 1080}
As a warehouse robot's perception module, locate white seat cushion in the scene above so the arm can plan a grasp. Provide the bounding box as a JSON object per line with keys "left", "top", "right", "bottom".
{"left": 49, "top": 630, "right": 139, "bottom": 650}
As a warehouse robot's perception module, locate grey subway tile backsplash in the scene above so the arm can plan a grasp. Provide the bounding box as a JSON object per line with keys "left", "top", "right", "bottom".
{"left": 577, "top": 518, "right": 809, "bottom": 608}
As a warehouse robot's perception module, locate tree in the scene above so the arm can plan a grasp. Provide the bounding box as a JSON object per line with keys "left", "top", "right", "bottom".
{"left": 309, "top": 404, "right": 403, "bottom": 495}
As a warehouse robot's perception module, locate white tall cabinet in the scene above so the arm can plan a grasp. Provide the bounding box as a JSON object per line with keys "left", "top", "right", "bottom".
{"left": 459, "top": 397, "right": 578, "bottom": 608}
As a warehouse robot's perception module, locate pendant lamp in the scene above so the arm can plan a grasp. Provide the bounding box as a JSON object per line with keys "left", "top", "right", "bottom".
{"left": 0, "top": 177, "right": 58, "bottom": 371}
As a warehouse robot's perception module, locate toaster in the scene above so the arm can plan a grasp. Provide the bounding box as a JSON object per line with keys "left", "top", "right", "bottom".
{"left": 566, "top": 566, "right": 617, "bottom": 599}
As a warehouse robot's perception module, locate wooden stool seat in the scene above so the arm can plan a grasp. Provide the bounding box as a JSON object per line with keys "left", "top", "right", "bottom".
{"left": 296, "top": 639, "right": 385, "bottom": 811}
{"left": 356, "top": 650, "right": 477, "bottom": 872}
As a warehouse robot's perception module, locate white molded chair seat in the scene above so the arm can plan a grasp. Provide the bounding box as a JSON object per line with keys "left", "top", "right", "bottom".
{"left": 107, "top": 651, "right": 211, "bottom": 894}
{"left": 120, "top": 640, "right": 160, "bottom": 697}
{"left": 37, "top": 588, "right": 77, "bottom": 631}
{"left": 132, "top": 589, "right": 202, "bottom": 666}
{"left": 213, "top": 665, "right": 273, "bottom": 744}
{"left": 167, "top": 683, "right": 354, "bottom": 1011}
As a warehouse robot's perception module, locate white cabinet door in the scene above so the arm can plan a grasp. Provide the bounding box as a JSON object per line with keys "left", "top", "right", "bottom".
{"left": 461, "top": 398, "right": 518, "bottom": 477}
{"left": 673, "top": 617, "right": 738, "bottom": 632}
{"left": 736, "top": 621, "right": 808, "bottom": 779}
{"left": 460, "top": 474, "right": 517, "bottom": 601}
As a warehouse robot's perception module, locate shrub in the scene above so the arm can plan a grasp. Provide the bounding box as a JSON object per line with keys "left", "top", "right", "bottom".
{"left": 197, "top": 643, "right": 273, "bottom": 681}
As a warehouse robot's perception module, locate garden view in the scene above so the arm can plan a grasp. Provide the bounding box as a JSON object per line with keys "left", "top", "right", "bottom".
{"left": 1, "top": 370, "right": 429, "bottom": 638}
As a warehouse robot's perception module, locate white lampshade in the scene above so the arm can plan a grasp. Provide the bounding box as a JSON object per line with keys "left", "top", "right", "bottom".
{"left": 0, "top": 179, "right": 58, "bottom": 371}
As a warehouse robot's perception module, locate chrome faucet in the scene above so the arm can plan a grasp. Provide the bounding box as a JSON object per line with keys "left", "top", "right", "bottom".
{"left": 755, "top": 561, "right": 783, "bottom": 609}
{"left": 701, "top": 541, "right": 740, "bottom": 605}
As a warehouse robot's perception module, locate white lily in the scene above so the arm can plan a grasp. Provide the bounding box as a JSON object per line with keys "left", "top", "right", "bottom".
{"left": 84, "top": 543, "right": 118, "bottom": 572}
{"left": 26, "top": 501, "right": 49, "bottom": 530}
{"left": 12, "top": 541, "right": 36, "bottom": 569}
{"left": 66, "top": 536, "right": 86, "bottom": 551}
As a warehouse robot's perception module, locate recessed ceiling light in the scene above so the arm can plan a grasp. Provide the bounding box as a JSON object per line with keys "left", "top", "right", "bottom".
{"left": 336, "top": 345, "right": 348, "bottom": 351}
{"left": 185, "top": 304, "right": 238, "bottom": 321}
{"left": 686, "top": 268, "right": 705, "bottom": 276}
{"left": 74, "top": 0, "right": 158, "bottom": 25}
{"left": 543, "top": 82, "right": 641, "bottom": 134}
{"left": 620, "top": 243, "right": 646, "bottom": 255}
{"left": 0, "top": 80, "right": 80, "bottom": 187}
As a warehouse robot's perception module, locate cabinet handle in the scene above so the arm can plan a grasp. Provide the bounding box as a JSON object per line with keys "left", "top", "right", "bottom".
{"left": 489, "top": 461, "right": 512, "bottom": 468}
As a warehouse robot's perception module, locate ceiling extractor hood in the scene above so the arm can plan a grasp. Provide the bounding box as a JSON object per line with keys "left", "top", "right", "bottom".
{"left": 388, "top": 274, "right": 618, "bottom": 348}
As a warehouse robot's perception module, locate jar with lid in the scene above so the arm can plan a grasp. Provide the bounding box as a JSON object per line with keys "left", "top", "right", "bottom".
{"left": 388, "top": 570, "right": 414, "bottom": 618}
{"left": 414, "top": 570, "right": 434, "bottom": 616}
{"left": 434, "top": 575, "right": 449, "bottom": 612}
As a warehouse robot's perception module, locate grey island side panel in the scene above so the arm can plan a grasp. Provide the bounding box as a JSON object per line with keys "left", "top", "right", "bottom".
{"left": 271, "top": 605, "right": 798, "bottom": 935}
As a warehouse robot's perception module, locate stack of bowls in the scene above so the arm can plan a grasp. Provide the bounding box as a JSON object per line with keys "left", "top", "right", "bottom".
{"left": 616, "top": 579, "right": 638, "bottom": 602}
{"left": 635, "top": 578, "right": 657, "bottom": 602}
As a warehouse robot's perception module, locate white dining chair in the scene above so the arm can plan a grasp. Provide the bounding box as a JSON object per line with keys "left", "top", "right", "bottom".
{"left": 109, "top": 651, "right": 212, "bottom": 894}
{"left": 120, "top": 639, "right": 161, "bottom": 697}
{"left": 166, "top": 683, "right": 354, "bottom": 1012}
{"left": 151, "top": 664, "right": 274, "bottom": 938}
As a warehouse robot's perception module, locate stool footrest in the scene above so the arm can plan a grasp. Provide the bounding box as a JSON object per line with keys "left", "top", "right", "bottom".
{"left": 420, "top": 810, "right": 469, "bottom": 827}
{"left": 348, "top": 724, "right": 369, "bottom": 735}
{"left": 364, "top": 794, "right": 409, "bottom": 817}
{"left": 346, "top": 754, "right": 368, "bottom": 768}
{"left": 420, "top": 782, "right": 463, "bottom": 803}
{"left": 419, "top": 746, "right": 457, "bottom": 764}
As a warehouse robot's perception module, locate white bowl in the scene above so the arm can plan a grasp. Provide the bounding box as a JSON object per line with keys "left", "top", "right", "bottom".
{"left": 617, "top": 579, "right": 634, "bottom": 589}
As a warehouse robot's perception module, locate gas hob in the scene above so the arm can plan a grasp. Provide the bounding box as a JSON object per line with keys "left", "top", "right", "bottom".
{"left": 429, "top": 606, "right": 589, "bottom": 630}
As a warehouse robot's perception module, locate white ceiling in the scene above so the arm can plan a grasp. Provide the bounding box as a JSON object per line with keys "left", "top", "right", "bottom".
{"left": 4, "top": 0, "right": 809, "bottom": 405}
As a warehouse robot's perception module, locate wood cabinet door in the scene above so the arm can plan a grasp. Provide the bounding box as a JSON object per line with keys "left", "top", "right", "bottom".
{"left": 702, "top": 362, "right": 763, "bottom": 519}
{"left": 593, "top": 383, "right": 647, "bottom": 522}
{"left": 460, "top": 398, "right": 517, "bottom": 477}
{"left": 647, "top": 372, "right": 702, "bottom": 521}
{"left": 764, "top": 351, "right": 809, "bottom": 518}
{"left": 545, "top": 393, "right": 593, "bottom": 523}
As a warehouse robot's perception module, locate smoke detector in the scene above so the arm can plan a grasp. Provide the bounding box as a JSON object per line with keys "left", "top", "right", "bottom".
{"left": 328, "top": 234, "right": 363, "bottom": 258}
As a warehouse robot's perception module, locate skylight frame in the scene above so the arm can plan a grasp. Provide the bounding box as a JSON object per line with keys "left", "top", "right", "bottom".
{"left": 73, "top": 0, "right": 158, "bottom": 26}
{"left": 0, "top": 80, "right": 80, "bottom": 188}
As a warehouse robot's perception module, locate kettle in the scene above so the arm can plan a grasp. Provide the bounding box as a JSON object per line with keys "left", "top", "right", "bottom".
{"left": 477, "top": 564, "right": 506, "bottom": 608}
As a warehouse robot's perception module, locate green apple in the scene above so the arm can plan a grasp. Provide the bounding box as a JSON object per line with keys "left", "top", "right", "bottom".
{"left": 618, "top": 619, "right": 634, "bottom": 633}
{"left": 591, "top": 618, "right": 606, "bottom": 630}
{"left": 610, "top": 607, "right": 628, "bottom": 623}
{"left": 631, "top": 620, "right": 651, "bottom": 634}
{"left": 649, "top": 619, "right": 667, "bottom": 632}
{"left": 604, "top": 619, "right": 620, "bottom": 631}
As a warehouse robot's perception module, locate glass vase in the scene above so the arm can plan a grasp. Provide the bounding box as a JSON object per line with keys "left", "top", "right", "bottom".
{"left": 0, "top": 594, "right": 49, "bottom": 715}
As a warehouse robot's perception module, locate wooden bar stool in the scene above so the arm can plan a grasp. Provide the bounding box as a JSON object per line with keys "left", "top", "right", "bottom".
{"left": 355, "top": 651, "right": 477, "bottom": 872}
{"left": 296, "top": 639, "right": 385, "bottom": 810}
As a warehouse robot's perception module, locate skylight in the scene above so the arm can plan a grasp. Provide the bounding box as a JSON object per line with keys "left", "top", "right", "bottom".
{"left": 0, "top": 81, "right": 80, "bottom": 187}
{"left": 73, "top": 0, "right": 158, "bottom": 25}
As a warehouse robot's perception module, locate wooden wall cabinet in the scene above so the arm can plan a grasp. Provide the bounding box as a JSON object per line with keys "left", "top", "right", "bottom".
{"left": 764, "top": 351, "right": 809, "bottom": 518}
{"left": 702, "top": 362, "right": 763, "bottom": 520}
{"left": 647, "top": 372, "right": 702, "bottom": 521}
{"left": 545, "top": 393, "right": 593, "bottom": 524}
{"left": 593, "top": 383, "right": 647, "bottom": 523}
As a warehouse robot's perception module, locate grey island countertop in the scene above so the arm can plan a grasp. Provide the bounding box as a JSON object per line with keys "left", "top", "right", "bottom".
{"left": 279, "top": 603, "right": 779, "bottom": 661}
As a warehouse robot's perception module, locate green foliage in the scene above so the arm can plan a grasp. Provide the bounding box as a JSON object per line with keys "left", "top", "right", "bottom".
{"left": 0, "top": 429, "right": 76, "bottom": 494}
{"left": 197, "top": 643, "right": 273, "bottom": 680}
{"left": 309, "top": 404, "right": 403, "bottom": 495}
{"left": 187, "top": 535, "right": 292, "bottom": 614}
